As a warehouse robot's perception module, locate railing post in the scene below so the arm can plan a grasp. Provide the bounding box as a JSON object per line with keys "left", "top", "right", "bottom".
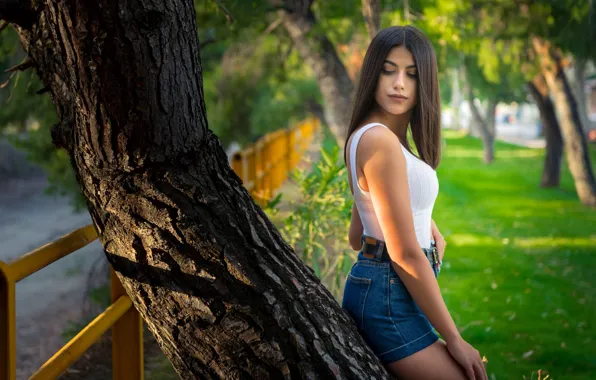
{"left": 255, "top": 141, "right": 264, "bottom": 206}
{"left": 0, "top": 261, "right": 16, "bottom": 380}
{"left": 285, "top": 129, "right": 291, "bottom": 182}
{"left": 263, "top": 135, "right": 271, "bottom": 202}
{"left": 111, "top": 269, "right": 143, "bottom": 380}
{"left": 275, "top": 137, "right": 282, "bottom": 189}
{"left": 242, "top": 152, "right": 249, "bottom": 185}
{"left": 246, "top": 149, "right": 255, "bottom": 195}
{"left": 231, "top": 153, "right": 243, "bottom": 178}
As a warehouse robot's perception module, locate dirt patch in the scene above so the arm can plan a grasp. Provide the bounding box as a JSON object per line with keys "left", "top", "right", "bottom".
{"left": 0, "top": 173, "right": 107, "bottom": 379}
{"left": 58, "top": 327, "right": 177, "bottom": 380}
{"left": 12, "top": 253, "right": 110, "bottom": 379}
{"left": 17, "top": 294, "right": 98, "bottom": 379}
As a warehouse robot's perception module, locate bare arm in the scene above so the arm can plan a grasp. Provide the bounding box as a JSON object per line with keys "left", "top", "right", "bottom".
{"left": 348, "top": 203, "right": 364, "bottom": 250}
{"left": 359, "top": 127, "right": 461, "bottom": 343}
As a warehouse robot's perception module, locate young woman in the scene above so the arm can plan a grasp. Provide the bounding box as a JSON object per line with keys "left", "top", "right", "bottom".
{"left": 341, "top": 26, "right": 488, "bottom": 380}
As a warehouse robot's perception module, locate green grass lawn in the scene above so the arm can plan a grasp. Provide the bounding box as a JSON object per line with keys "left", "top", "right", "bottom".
{"left": 434, "top": 130, "right": 596, "bottom": 379}
{"left": 146, "top": 129, "right": 595, "bottom": 379}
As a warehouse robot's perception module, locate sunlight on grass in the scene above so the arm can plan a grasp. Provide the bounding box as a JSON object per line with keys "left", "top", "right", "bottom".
{"left": 448, "top": 233, "right": 502, "bottom": 247}
{"left": 433, "top": 131, "right": 596, "bottom": 379}
{"left": 513, "top": 236, "right": 596, "bottom": 249}
{"left": 444, "top": 147, "right": 544, "bottom": 159}
{"left": 495, "top": 150, "right": 545, "bottom": 159}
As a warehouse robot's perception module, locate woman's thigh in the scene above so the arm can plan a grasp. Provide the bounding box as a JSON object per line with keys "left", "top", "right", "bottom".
{"left": 385, "top": 339, "right": 468, "bottom": 380}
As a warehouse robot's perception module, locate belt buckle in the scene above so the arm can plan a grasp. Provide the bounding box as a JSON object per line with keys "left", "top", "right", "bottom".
{"left": 361, "top": 236, "right": 377, "bottom": 259}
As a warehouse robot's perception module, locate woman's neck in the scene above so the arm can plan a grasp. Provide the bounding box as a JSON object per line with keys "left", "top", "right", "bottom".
{"left": 365, "top": 106, "right": 412, "bottom": 141}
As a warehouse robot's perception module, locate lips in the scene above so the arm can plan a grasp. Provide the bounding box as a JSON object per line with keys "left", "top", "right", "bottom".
{"left": 389, "top": 94, "right": 408, "bottom": 102}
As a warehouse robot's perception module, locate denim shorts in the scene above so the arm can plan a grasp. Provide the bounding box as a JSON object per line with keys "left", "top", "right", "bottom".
{"left": 341, "top": 238, "right": 441, "bottom": 364}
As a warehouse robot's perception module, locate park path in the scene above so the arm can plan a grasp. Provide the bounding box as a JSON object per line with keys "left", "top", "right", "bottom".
{"left": 0, "top": 175, "right": 105, "bottom": 379}
{"left": 494, "top": 122, "right": 546, "bottom": 148}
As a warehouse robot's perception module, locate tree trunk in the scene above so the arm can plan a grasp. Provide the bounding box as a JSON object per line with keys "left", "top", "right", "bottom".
{"left": 467, "top": 87, "right": 496, "bottom": 163}
{"left": 467, "top": 99, "right": 482, "bottom": 138}
{"left": 527, "top": 76, "right": 563, "bottom": 188}
{"left": 482, "top": 100, "right": 497, "bottom": 164}
{"left": 486, "top": 101, "right": 497, "bottom": 138}
{"left": 571, "top": 58, "right": 591, "bottom": 133}
{"left": 404, "top": 0, "right": 411, "bottom": 23}
{"left": 532, "top": 37, "right": 596, "bottom": 206}
{"left": 450, "top": 68, "right": 462, "bottom": 130}
{"left": 361, "top": 0, "right": 380, "bottom": 41}
{"left": 277, "top": 4, "right": 354, "bottom": 146}
{"left": 6, "top": 1, "right": 390, "bottom": 378}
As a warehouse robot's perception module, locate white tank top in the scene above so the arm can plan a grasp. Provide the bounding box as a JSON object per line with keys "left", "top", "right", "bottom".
{"left": 349, "top": 123, "right": 439, "bottom": 249}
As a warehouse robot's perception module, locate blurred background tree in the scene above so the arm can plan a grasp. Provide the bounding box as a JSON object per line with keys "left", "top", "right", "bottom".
{"left": 2, "top": 1, "right": 594, "bottom": 203}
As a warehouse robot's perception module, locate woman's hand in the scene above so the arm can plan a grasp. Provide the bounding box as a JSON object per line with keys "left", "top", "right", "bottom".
{"left": 431, "top": 219, "right": 446, "bottom": 262}
{"left": 446, "top": 337, "right": 488, "bottom": 380}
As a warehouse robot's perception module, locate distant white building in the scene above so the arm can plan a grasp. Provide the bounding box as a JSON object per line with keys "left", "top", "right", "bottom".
{"left": 442, "top": 100, "right": 541, "bottom": 140}
{"left": 226, "top": 141, "right": 241, "bottom": 163}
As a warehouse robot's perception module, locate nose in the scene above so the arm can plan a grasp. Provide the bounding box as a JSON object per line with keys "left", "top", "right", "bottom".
{"left": 393, "top": 71, "right": 405, "bottom": 90}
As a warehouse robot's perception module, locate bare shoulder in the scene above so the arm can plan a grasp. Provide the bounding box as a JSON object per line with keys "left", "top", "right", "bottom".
{"left": 357, "top": 125, "right": 404, "bottom": 164}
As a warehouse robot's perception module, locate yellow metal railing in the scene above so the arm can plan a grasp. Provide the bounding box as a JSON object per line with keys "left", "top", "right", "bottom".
{"left": 231, "top": 117, "right": 320, "bottom": 205}
{"left": 0, "top": 226, "right": 143, "bottom": 380}
{"left": 0, "top": 117, "right": 320, "bottom": 380}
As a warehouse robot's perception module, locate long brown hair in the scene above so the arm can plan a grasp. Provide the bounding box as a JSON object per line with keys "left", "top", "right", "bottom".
{"left": 343, "top": 25, "right": 441, "bottom": 169}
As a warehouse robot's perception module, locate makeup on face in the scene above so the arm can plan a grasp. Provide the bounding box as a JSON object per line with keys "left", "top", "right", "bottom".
{"left": 375, "top": 46, "right": 418, "bottom": 116}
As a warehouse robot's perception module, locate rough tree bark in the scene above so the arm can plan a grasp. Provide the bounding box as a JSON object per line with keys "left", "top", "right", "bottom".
{"left": 4, "top": 0, "right": 392, "bottom": 378}
{"left": 527, "top": 76, "right": 564, "bottom": 188}
{"left": 532, "top": 37, "right": 596, "bottom": 206}
{"left": 276, "top": 1, "right": 354, "bottom": 146}
{"left": 361, "top": 0, "right": 380, "bottom": 41}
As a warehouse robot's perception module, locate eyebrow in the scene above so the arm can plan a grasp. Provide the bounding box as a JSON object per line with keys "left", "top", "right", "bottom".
{"left": 384, "top": 60, "right": 416, "bottom": 69}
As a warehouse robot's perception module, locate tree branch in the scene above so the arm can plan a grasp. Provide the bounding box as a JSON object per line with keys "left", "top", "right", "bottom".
{"left": 211, "top": 0, "right": 234, "bottom": 24}
{"left": 0, "top": 71, "right": 17, "bottom": 89}
{"left": 361, "top": 0, "right": 380, "bottom": 41}
{"left": 263, "top": 17, "right": 283, "bottom": 35}
{"left": 4, "top": 57, "right": 35, "bottom": 73}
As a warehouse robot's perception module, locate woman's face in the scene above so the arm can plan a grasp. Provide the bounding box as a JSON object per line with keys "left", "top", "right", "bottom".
{"left": 374, "top": 45, "right": 418, "bottom": 116}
